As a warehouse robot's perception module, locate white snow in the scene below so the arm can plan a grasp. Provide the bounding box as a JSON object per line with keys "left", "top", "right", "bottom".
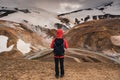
{"left": 17, "top": 39, "right": 31, "bottom": 54}
{"left": 0, "top": 10, "right": 61, "bottom": 29}
{"left": 63, "top": 9, "right": 104, "bottom": 24}
{"left": 104, "top": 2, "right": 120, "bottom": 15}
{"left": 65, "top": 9, "right": 103, "bottom": 19}
{"left": 0, "top": 1, "right": 119, "bottom": 29}
{"left": 0, "top": 35, "right": 14, "bottom": 53}
{"left": 110, "top": 36, "right": 120, "bottom": 46}
{"left": 60, "top": 2, "right": 120, "bottom": 26}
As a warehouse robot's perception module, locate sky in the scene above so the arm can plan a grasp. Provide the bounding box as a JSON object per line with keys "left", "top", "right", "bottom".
{"left": 0, "top": 0, "right": 119, "bottom": 13}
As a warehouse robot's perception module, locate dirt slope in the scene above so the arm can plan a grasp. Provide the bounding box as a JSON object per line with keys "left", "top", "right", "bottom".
{"left": 65, "top": 19, "right": 120, "bottom": 53}
{"left": 0, "top": 20, "right": 49, "bottom": 55}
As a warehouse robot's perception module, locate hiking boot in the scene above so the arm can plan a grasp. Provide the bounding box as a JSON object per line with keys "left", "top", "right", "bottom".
{"left": 60, "top": 74, "right": 64, "bottom": 78}
{"left": 55, "top": 75, "right": 59, "bottom": 79}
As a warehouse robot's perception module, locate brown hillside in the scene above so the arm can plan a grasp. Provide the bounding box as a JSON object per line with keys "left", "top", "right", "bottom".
{"left": 0, "top": 20, "right": 48, "bottom": 56}
{"left": 0, "top": 20, "right": 120, "bottom": 80}
{"left": 65, "top": 19, "right": 120, "bottom": 53}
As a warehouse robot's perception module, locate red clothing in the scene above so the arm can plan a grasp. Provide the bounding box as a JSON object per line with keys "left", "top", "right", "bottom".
{"left": 56, "top": 29, "right": 63, "bottom": 38}
{"left": 50, "top": 29, "right": 68, "bottom": 58}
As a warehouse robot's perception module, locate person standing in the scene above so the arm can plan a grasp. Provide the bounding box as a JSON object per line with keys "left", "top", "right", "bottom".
{"left": 50, "top": 25, "right": 68, "bottom": 78}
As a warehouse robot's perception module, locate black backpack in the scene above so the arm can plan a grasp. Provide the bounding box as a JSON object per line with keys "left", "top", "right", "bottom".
{"left": 53, "top": 38, "right": 65, "bottom": 56}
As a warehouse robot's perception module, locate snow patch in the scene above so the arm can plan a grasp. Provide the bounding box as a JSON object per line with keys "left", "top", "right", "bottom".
{"left": 17, "top": 39, "right": 31, "bottom": 55}
{"left": 0, "top": 11, "right": 60, "bottom": 29}
{"left": 104, "top": 2, "right": 120, "bottom": 15}
{"left": 111, "top": 36, "right": 120, "bottom": 46}
{"left": 0, "top": 35, "right": 14, "bottom": 53}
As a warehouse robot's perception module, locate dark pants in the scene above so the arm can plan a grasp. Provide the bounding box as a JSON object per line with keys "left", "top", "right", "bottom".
{"left": 54, "top": 58, "right": 64, "bottom": 76}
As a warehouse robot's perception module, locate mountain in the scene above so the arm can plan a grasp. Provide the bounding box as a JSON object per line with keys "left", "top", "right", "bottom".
{"left": 0, "top": 7, "right": 62, "bottom": 29}
{"left": 58, "top": 1, "right": 120, "bottom": 26}
{"left": 0, "top": 1, "right": 120, "bottom": 56}
{"left": 0, "top": 19, "right": 120, "bottom": 80}
{"left": 65, "top": 19, "right": 120, "bottom": 56}
{"left": 0, "top": 2, "right": 120, "bottom": 80}
{"left": 0, "top": 7, "right": 70, "bottom": 56}
{"left": 0, "top": 7, "right": 72, "bottom": 30}
{"left": 0, "top": 1, "right": 120, "bottom": 29}
{"left": 0, "top": 20, "right": 57, "bottom": 57}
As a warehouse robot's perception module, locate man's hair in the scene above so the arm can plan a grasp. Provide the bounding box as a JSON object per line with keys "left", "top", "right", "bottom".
{"left": 55, "top": 23, "right": 62, "bottom": 29}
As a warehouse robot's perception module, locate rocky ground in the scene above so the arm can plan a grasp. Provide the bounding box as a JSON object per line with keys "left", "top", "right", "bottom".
{"left": 0, "top": 49, "right": 120, "bottom": 80}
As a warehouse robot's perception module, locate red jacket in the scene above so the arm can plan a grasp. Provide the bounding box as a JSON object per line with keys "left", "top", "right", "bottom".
{"left": 50, "top": 29, "right": 68, "bottom": 58}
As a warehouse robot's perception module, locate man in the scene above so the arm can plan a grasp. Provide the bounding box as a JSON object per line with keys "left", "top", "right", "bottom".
{"left": 50, "top": 25, "right": 68, "bottom": 78}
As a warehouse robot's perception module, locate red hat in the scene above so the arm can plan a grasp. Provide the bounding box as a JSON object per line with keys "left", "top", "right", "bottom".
{"left": 56, "top": 29, "right": 63, "bottom": 38}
